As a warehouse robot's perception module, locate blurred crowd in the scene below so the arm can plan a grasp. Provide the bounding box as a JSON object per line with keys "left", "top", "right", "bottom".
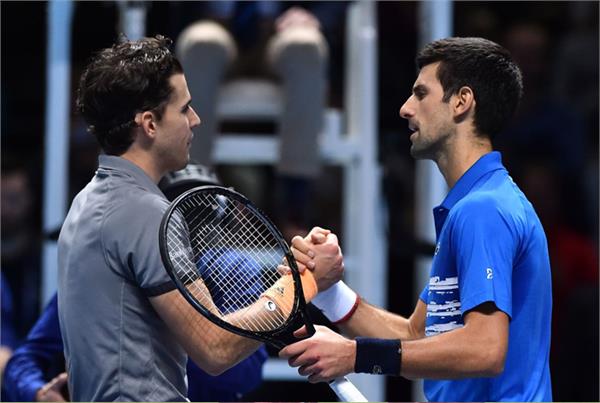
{"left": 1, "top": 1, "right": 598, "bottom": 401}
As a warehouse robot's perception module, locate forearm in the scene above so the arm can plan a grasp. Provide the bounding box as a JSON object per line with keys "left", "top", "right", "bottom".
{"left": 151, "top": 289, "right": 262, "bottom": 376}
{"left": 338, "top": 301, "right": 418, "bottom": 340}
{"left": 3, "top": 354, "right": 47, "bottom": 402}
{"left": 199, "top": 330, "right": 262, "bottom": 376}
{"left": 400, "top": 309, "right": 508, "bottom": 379}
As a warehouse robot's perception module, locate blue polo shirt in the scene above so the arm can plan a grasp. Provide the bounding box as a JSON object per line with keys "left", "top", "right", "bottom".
{"left": 419, "top": 152, "right": 552, "bottom": 402}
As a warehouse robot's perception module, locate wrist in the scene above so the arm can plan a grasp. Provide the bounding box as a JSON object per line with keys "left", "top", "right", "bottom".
{"left": 311, "top": 281, "right": 359, "bottom": 324}
{"left": 354, "top": 337, "right": 402, "bottom": 375}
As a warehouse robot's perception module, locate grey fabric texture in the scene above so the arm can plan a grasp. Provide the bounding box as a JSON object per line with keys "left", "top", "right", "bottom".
{"left": 58, "top": 155, "right": 187, "bottom": 401}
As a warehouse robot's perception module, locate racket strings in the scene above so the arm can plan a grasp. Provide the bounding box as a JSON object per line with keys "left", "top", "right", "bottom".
{"left": 166, "top": 227, "right": 287, "bottom": 333}
{"left": 166, "top": 192, "right": 296, "bottom": 332}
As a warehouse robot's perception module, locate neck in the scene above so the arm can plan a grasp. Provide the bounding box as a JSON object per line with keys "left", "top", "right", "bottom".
{"left": 436, "top": 133, "right": 492, "bottom": 188}
{"left": 120, "top": 147, "right": 164, "bottom": 184}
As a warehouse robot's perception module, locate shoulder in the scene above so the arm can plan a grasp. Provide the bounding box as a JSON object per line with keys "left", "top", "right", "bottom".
{"left": 452, "top": 191, "right": 505, "bottom": 224}
{"left": 449, "top": 187, "right": 522, "bottom": 242}
{"left": 103, "top": 188, "right": 169, "bottom": 240}
{"left": 455, "top": 171, "right": 530, "bottom": 223}
{"left": 108, "top": 187, "right": 168, "bottom": 219}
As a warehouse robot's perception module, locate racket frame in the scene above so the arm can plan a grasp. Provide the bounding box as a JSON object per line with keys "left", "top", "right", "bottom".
{"left": 159, "top": 185, "right": 315, "bottom": 350}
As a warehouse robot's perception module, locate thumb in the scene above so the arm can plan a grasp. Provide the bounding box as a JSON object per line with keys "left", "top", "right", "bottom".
{"left": 310, "top": 232, "right": 327, "bottom": 244}
{"left": 293, "top": 325, "right": 309, "bottom": 338}
{"left": 50, "top": 372, "right": 68, "bottom": 390}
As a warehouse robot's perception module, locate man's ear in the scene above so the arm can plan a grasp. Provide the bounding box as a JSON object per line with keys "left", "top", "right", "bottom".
{"left": 453, "top": 86, "right": 475, "bottom": 119}
{"left": 135, "top": 111, "right": 158, "bottom": 139}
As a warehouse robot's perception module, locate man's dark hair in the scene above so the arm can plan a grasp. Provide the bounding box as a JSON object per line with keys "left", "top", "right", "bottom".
{"left": 416, "top": 37, "right": 523, "bottom": 140}
{"left": 76, "top": 35, "right": 183, "bottom": 155}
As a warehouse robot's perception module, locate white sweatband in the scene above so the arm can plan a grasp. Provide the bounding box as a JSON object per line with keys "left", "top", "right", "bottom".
{"left": 311, "top": 281, "right": 360, "bottom": 324}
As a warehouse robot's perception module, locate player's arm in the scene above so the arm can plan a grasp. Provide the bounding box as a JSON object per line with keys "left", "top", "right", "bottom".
{"left": 151, "top": 270, "right": 316, "bottom": 376}
{"left": 119, "top": 197, "right": 261, "bottom": 376}
{"left": 337, "top": 298, "right": 426, "bottom": 340}
{"left": 151, "top": 290, "right": 261, "bottom": 376}
{"left": 291, "top": 230, "right": 424, "bottom": 340}
{"left": 400, "top": 302, "right": 508, "bottom": 379}
{"left": 3, "top": 295, "right": 67, "bottom": 402}
{"left": 281, "top": 301, "right": 507, "bottom": 382}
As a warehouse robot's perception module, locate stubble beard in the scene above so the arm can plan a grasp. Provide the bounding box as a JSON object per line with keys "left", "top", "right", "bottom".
{"left": 409, "top": 126, "right": 452, "bottom": 162}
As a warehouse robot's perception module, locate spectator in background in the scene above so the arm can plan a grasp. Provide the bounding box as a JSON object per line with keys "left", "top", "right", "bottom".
{"left": 1, "top": 273, "right": 19, "bottom": 380}
{"left": 550, "top": 2, "right": 599, "bottom": 243}
{"left": 497, "top": 22, "right": 588, "bottom": 180}
{"left": 174, "top": 2, "right": 346, "bottom": 236}
{"left": 3, "top": 163, "right": 268, "bottom": 402}
{"left": 1, "top": 157, "right": 42, "bottom": 339}
{"left": 2, "top": 295, "right": 66, "bottom": 402}
{"left": 551, "top": 2, "right": 599, "bottom": 143}
{"left": 497, "top": 21, "right": 594, "bottom": 241}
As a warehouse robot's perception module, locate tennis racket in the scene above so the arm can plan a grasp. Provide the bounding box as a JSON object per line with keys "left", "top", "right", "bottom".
{"left": 159, "top": 185, "right": 367, "bottom": 402}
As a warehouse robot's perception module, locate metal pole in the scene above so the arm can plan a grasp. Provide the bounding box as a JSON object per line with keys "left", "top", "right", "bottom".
{"left": 117, "top": 1, "right": 147, "bottom": 40}
{"left": 41, "top": 0, "right": 74, "bottom": 305}
{"left": 413, "top": 1, "right": 453, "bottom": 400}
{"left": 343, "top": 1, "right": 386, "bottom": 400}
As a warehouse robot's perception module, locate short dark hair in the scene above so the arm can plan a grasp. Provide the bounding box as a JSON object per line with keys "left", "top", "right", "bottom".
{"left": 76, "top": 35, "right": 183, "bottom": 155}
{"left": 416, "top": 37, "right": 523, "bottom": 140}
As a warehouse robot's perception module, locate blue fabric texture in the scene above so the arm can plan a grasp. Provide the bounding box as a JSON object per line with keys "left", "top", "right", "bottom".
{"left": 1, "top": 273, "right": 19, "bottom": 350}
{"left": 419, "top": 152, "right": 553, "bottom": 402}
{"left": 3, "top": 295, "right": 63, "bottom": 402}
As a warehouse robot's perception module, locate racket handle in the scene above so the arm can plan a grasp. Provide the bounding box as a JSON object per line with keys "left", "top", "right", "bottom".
{"left": 329, "top": 377, "right": 368, "bottom": 402}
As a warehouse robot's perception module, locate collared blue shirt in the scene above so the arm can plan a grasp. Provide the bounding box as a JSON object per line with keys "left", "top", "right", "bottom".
{"left": 419, "top": 152, "right": 553, "bottom": 402}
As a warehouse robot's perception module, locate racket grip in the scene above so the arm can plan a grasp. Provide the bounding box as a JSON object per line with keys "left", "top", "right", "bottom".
{"left": 329, "top": 377, "right": 368, "bottom": 402}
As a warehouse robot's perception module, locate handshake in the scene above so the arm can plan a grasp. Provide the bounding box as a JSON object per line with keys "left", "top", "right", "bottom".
{"left": 263, "top": 227, "right": 359, "bottom": 324}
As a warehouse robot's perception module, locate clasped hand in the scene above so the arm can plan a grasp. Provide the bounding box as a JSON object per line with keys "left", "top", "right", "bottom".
{"left": 289, "top": 227, "right": 344, "bottom": 292}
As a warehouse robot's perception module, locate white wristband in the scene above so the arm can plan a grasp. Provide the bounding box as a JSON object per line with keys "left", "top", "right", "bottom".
{"left": 311, "top": 281, "right": 359, "bottom": 323}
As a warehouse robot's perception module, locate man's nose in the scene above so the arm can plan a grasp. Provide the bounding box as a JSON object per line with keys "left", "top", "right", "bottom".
{"left": 399, "top": 98, "right": 413, "bottom": 120}
{"left": 190, "top": 106, "right": 201, "bottom": 128}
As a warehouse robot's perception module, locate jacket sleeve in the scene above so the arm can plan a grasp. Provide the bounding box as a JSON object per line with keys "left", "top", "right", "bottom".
{"left": 3, "top": 294, "right": 64, "bottom": 402}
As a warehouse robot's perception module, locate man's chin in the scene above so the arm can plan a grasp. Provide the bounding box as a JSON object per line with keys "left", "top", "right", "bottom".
{"left": 410, "top": 145, "right": 435, "bottom": 161}
{"left": 410, "top": 145, "right": 426, "bottom": 159}
{"left": 173, "top": 155, "right": 189, "bottom": 172}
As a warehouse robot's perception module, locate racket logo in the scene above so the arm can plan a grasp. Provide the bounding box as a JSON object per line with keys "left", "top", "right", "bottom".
{"left": 275, "top": 286, "right": 285, "bottom": 295}
{"left": 265, "top": 300, "right": 277, "bottom": 312}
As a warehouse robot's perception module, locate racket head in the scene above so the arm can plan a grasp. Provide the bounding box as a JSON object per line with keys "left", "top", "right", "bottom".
{"left": 159, "top": 185, "right": 314, "bottom": 349}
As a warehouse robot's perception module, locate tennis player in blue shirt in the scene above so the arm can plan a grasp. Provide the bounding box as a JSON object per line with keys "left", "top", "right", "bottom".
{"left": 280, "top": 37, "right": 553, "bottom": 402}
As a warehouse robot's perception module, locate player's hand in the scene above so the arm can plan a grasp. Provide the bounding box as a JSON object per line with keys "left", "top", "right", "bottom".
{"left": 35, "top": 372, "right": 68, "bottom": 402}
{"left": 289, "top": 226, "right": 330, "bottom": 271}
{"left": 280, "top": 325, "right": 355, "bottom": 383}
{"left": 275, "top": 7, "right": 321, "bottom": 32}
{"left": 291, "top": 228, "right": 344, "bottom": 291}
